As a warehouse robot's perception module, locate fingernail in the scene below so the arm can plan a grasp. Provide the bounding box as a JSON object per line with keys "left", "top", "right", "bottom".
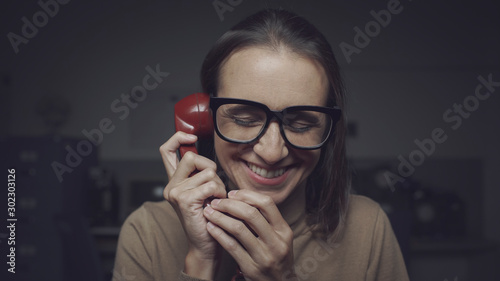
{"left": 186, "top": 134, "right": 197, "bottom": 140}
{"left": 211, "top": 199, "right": 221, "bottom": 206}
{"left": 207, "top": 221, "right": 215, "bottom": 229}
{"left": 228, "top": 190, "right": 238, "bottom": 197}
{"left": 204, "top": 205, "right": 214, "bottom": 215}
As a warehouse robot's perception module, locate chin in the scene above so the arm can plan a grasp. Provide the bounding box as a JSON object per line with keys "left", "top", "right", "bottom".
{"left": 234, "top": 178, "right": 303, "bottom": 206}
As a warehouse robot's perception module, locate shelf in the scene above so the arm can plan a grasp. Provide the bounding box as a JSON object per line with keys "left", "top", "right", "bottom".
{"left": 90, "top": 226, "right": 121, "bottom": 236}
{"left": 410, "top": 237, "right": 497, "bottom": 255}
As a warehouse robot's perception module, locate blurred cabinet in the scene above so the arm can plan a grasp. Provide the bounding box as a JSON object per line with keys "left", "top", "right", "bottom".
{"left": 90, "top": 227, "right": 121, "bottom": 280}
{"left": 351, "top": 157, "right": 498, "bottom": 280}
{"left": 1, "top": 136, "right": 102, "bottom": 281}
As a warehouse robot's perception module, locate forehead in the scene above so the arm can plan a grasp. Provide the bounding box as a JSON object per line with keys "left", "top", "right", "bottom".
{"left": 217, "top": 47, "right": 329, "bottom": 110}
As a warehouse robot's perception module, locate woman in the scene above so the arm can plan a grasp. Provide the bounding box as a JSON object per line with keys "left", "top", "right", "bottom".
{"left": 113, "top": 9, "right": 409, "bottom": 281}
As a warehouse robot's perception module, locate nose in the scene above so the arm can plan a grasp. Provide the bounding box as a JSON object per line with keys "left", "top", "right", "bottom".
{"left": 253, "top": 121, "right": 289, "bottom": 165}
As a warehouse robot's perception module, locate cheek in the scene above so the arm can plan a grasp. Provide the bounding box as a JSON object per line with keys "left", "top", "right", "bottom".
{"left": 301, "top": 150, "right": 321, "bottom": 175}
{"left": 214, "top": 135, "right": 253, "bottom": 161}
{"left": 213, "top": 136, "right": 241, "bottom": 172}
{"left": 213, "top": 135, "right": 224, "bottom": 155}
{"left": 213, "top": 135, "right": 228, "bottom": 168}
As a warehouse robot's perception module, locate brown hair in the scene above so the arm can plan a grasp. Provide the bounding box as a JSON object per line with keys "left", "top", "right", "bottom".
{"left": 200, "top": 9, "right": 350, "bottom": 236}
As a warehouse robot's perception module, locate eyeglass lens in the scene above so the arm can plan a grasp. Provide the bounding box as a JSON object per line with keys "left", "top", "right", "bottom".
{"left": 215, "top": 103, "right": 332, "bottom": 148}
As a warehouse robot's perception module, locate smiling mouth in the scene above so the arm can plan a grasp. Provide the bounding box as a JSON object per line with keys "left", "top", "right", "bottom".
{"left": 247, "top": 162, "right": 286, "bottom": 179}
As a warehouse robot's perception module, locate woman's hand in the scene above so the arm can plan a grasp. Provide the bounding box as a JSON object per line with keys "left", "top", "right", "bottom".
{"left": 159, "top": 131, "right": 227, "bottom": 279}
{"left": 203, "top": 189, "right": 296, "bottom": 281}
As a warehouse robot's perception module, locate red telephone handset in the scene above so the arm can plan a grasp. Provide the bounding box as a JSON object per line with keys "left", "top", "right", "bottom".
{"left": 174, "top": 93, "right": 245, "bottom": 281}
{"left": 174, "top": 92, "right": 214, "bottom": 157}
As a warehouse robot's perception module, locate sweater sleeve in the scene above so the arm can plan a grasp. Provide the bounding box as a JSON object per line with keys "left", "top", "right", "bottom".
{"left": 112, "top": 206, "right": 154, "bottom": 281}
{"left": 112, "top": 204, "right": 211, "bottom": 281}
{"left": 178, "top": 271, "right": 211, "bottom": 281}
{"left": 366, "top": 207, "right": 410, "bottom": 281}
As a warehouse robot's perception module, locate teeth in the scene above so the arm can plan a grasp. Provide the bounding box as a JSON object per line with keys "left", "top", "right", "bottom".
{"left": 248, "top": 163, "right": 285, "bottom": 178}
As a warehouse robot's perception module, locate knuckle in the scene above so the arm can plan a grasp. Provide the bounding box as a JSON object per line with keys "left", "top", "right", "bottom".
{"left": 233, "top": 221, "right": 247, "bottom": 236}
{"left": 281, "top": 227, "right": 294, "bottom": 242}
{"left": 259, "top": 253, "right": 274, "bottom": 270}
{"left": 204, "top": 181, "right": 217, "bottom": 192}
{"left": 183, "top": 151, "right": 196, "bottom": 161}
{"left": 261, "top": 195, "right": 274, "bottom": 207}
{"left": 165, "top": 187, "right": 179, "bottom": 202}
{"left": 158, "top": 143, "right": 166, "bottom": 153}
{"left": 208, "top": 160, "right": 217, "bottom": 170}
{"left": 207, "top": 180, "right": 223, "bottom": 194}
{"left": 177, "top": 190, "right": 191, "bottom": 203}
{"left": 247, "top": 207, "right": 262, "bottom": 221}
{"left": 275, "top": 240, "right": 290, "bottom": 257}
{"left": 245, "top": 268, "right": 260, "bottom": 280}
{"left": 225, "top": 239, "right": 239, "bottom": 252}
{"left": 204, "top": 168, "right": 216, "bottom": 179}
{"left": 163, "top": 182, "right": 174, "bottom": 199}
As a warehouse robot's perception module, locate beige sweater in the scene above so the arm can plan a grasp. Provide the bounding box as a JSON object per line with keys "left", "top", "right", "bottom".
{"left": 112, "top": 194, "right": 409, "bottom": 281}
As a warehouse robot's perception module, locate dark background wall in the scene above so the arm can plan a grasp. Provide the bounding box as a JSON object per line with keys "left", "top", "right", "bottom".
{"left": 1, "top": 0, "right": 499, "bottom": 280}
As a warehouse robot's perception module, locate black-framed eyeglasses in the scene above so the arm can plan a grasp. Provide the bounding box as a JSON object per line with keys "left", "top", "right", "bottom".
{"left": 210, "top": 97, "right": 341, "bottom": 150}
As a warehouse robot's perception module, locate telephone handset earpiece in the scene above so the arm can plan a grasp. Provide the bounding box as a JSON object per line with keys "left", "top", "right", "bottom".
{"left": 174, "top": 92, "right": 213, "bottom": 158}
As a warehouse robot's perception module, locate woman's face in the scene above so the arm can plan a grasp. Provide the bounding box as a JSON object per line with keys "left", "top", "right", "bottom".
{"left": 214, "top": 47, "right": 329, "bottom": 205}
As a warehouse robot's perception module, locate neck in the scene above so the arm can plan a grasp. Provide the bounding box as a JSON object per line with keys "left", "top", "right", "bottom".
{"left": 277, "top": 181, "right": 307, "bottom": 235}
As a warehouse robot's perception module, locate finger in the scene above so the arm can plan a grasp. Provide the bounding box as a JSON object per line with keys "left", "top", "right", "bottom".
{"left": 228, "top": 190, "right": 289, "bottom": 232}
{"left": 205, "top": 220, "right": 252, "bottom": 264}
{"left": 204, "top": 204, "right": 262, "bottom": 254}
{"left": 159, "top": 131, "right": 197, "bottom": 179}
{"left": 172, "top": 151, "right": 218, "bottom": 181}
{"left": 209, "top": 198, "right": 276, "bottom": 244}
{"left": 189, "top": 173, "right": 227, "bottom": 202}
{"left": 165, "top": 168, "right": 226, "bottom": 202}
